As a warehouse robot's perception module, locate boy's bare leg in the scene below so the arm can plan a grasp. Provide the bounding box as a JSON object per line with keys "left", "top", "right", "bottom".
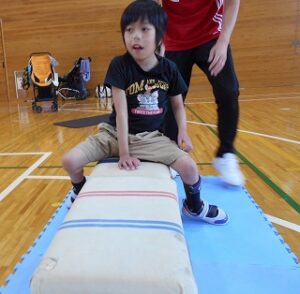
{"left": 170, "top": 155, "right": 198, "bottom": 185}
{"left": 62, "top": 147, "right": 90, "bottom": 207}
{"left": 170, "top": 155, "right": 229, "bottom": 225}
{"left": 62, "top": 147, "right": 89, "bottom": 183}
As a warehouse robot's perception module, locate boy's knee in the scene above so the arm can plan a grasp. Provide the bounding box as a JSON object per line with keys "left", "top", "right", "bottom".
{"left": 187, "top": 160, "right": 198, "bottom": 175}
{"left": 62, "top": 152, "right": 73, "bottom": 170}
{"left": 175, "top": 156, "right": 198, "bottom": 177}
{"left": 62, "top": 151, "right": 81, "bottom": 172}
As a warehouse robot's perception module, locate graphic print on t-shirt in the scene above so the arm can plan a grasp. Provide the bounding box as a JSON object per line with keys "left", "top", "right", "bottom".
{"left": 132, "top": 83, "right": 163, "bottom": 115}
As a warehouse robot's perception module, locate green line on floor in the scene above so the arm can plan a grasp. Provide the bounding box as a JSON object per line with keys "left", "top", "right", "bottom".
{"left": 0, "top": 164, "right": 96, "bottom": 170}
{"left": 187, "top": 105, "right": 300, "bottom": 214}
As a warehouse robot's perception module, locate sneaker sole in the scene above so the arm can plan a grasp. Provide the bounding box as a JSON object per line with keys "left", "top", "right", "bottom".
{"left": 182, "top": 206, "right": 229, "bottom": 226}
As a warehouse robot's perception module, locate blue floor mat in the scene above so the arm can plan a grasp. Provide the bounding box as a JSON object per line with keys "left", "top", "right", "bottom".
{"left": 1, "top": 176, "right": 299, "bottom": 294}
{"left": 177, "top": 176, "right": 300, "bottom": 293}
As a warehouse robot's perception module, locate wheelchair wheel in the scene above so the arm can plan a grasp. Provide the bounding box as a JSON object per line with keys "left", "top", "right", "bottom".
{"left": 51, "top": 102, "right": 58, "bottom": 112}
{"left": 32, "top": 102, "right": 42, "bottom": 113}
{"left": 35, "top": 105, "right": 42, "bottom": 113}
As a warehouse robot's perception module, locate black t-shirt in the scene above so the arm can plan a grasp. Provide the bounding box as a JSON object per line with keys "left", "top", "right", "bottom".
{"left": 104, "top": 52, "right": 187, "bottom": 134}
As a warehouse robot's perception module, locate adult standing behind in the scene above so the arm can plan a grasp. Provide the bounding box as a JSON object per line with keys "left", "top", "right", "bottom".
{"left": 156, "top": 0, "right": 245, "bottom": 186}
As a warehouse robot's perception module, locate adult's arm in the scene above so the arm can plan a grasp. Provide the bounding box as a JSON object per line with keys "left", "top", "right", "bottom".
{"left": 209, "top": 0, "right": 240, "bottom": 76}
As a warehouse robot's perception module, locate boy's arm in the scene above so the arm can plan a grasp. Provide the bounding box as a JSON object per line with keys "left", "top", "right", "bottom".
{"left": 169, "top": 95, "right": 193, "bottom": 153}
{"left": 111, "top": 86, "right": 140, "bottom": 170}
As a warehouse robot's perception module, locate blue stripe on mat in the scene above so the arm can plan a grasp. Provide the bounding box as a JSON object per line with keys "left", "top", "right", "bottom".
{"left": 59, "top": 218, "right": 184, "bottom": 235}
{"left": 1, "top": 176, "right": 299, "bottom": 294}
{"left": 61, "top": 218, "right": 183, "bottom": 229}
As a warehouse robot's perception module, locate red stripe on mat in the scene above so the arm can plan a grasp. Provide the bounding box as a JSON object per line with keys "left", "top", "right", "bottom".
{"left": 78, "top": 190, "right": 177, "bottom": 201}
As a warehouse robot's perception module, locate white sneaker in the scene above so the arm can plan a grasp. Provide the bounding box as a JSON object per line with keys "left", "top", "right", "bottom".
{"left": 213, "top": 153, "right": 245, "bottom": 186}
{"left": 66, "top": 189, "right": 77, "bottom": 209}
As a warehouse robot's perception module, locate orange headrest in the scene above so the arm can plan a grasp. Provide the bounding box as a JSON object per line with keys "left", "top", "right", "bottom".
{"left": 30, "top": 54, "right": 53, "bottom": 87}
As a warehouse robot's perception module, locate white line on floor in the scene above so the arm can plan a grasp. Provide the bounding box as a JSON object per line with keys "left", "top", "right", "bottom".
{"left": 185, "top": 96, "right": 300, "bottom": 104}
{"left": 266, "top": 214, "right": 300, "bottom": 233}
{"left": 0, "top": 152, "right": 52, "bottom": 201}
{"left": 187, "top": 121, "right": 300, "bottom": 145}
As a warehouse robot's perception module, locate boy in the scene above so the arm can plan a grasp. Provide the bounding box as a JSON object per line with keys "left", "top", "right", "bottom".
{"left": 62, "top": 0, "right": 228, "bottom": 225}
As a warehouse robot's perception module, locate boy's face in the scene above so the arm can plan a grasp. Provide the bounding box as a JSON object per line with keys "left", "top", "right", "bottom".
{"left": 124, "top": 20, "right": 157, "bottom": 65}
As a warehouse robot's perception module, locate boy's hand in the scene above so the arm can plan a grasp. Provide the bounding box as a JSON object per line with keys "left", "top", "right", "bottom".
{"left": 178, "top": 132, "right": 193, "bottom": 153}
{"left": 118, "top": 155, "right": 141, "bottom": 170}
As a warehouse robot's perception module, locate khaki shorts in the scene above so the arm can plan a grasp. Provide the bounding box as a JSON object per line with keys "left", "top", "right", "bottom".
{"left": 76, "top": 123, "right": 187, "bottom": 165}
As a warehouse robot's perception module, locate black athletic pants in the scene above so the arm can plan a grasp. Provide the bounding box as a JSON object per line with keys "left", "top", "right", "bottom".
{"left": 165, "top": 38, "right": 240, "bottom": 157}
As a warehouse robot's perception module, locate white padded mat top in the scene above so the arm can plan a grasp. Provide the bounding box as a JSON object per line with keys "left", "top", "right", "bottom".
{"left": 89, "top": 162, "right": 172, "bottom": 179}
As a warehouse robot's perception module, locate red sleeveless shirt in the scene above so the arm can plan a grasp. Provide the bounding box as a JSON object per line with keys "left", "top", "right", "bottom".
{"left": 162, "top": 0, "right": 224, "bottom": 51}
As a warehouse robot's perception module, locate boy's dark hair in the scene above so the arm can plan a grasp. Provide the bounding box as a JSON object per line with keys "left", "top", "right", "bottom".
{"left": 120, "top": 0, "right": 167, "bottom": 49}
